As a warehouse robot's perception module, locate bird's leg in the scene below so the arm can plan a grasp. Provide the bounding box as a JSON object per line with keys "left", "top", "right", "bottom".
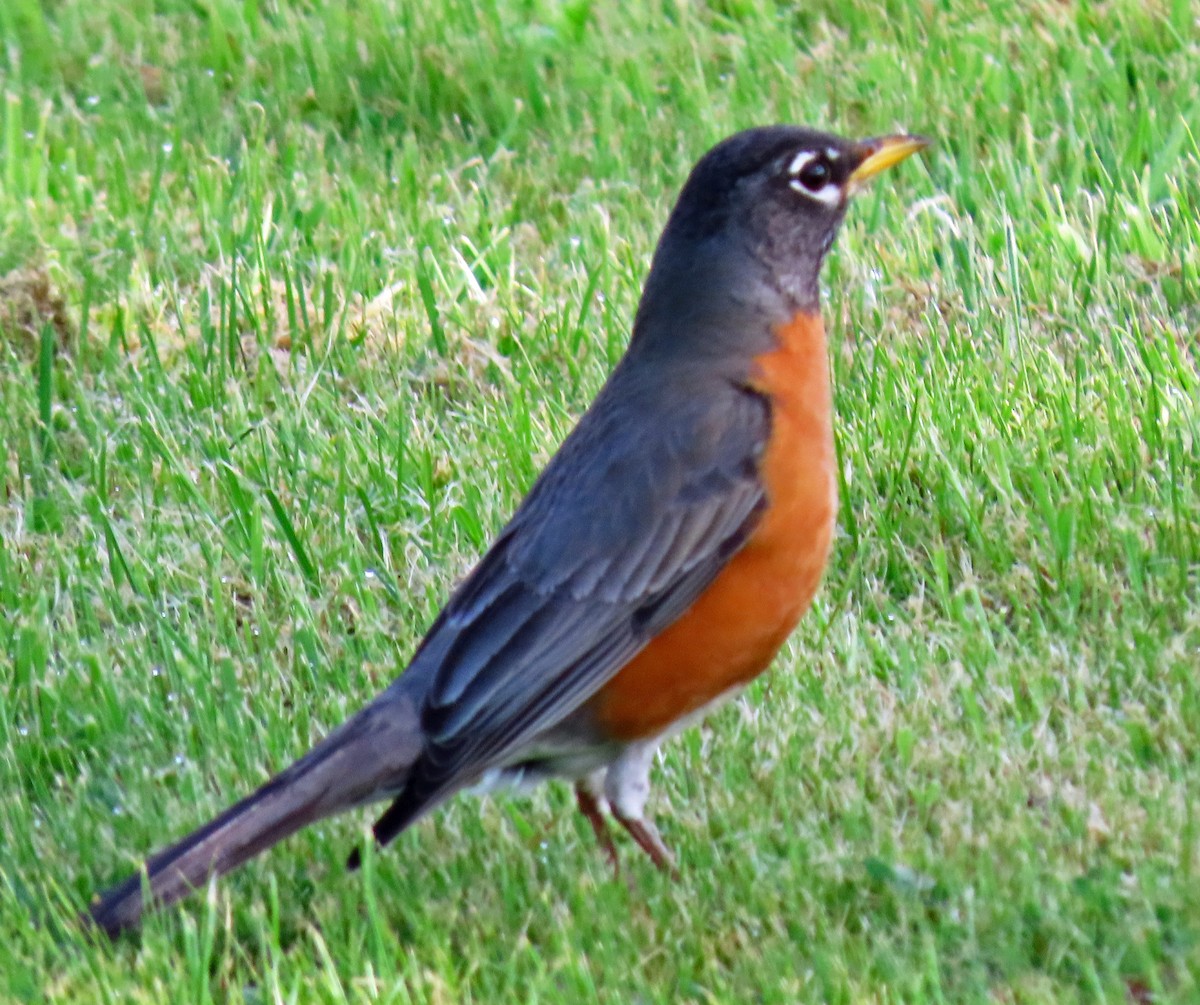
{"left": 604, "top": 741, "right": 679, "bottom": 877}
{"left": 610, "top": 807, "right": 676, "bottom": 874}
{"left": 574, "top": 777, "right": 621, "bottom": 873}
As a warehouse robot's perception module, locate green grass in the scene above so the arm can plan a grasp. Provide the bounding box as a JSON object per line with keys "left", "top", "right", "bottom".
{"left": 2, "top": 0, "right": 1199, "bottom": 1000}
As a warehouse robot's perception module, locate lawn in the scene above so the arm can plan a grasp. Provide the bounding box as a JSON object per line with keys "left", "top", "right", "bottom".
{"left": 2, "top": 0, "right": 1199, "bottom": 1001}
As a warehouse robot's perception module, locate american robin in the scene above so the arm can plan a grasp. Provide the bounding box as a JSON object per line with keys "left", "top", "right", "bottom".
{"left": 89, "top": 125, "right": 928, "bottom": 937}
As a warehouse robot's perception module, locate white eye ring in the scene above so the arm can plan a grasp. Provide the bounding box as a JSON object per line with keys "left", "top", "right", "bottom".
{"left": 787, "top": 150, "right": 841, "bottom": 206}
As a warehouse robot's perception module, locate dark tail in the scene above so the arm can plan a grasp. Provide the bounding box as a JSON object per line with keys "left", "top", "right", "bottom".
{"left": 87, "top": 687, "right": 423, "bottom": 939}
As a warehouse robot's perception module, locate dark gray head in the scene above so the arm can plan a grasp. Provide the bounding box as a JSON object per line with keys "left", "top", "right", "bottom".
{"left": 631, "top": 125, "right": 928, "bottom": 356}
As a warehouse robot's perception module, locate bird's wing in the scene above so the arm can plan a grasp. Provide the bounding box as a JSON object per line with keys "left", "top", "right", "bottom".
{"left": 376, "top": 369, "right": 770, "bottom": 838}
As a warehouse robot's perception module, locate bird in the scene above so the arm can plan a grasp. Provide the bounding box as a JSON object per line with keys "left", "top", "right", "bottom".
{"left": 88, "top": 125, "right": 928, "bottom": 938}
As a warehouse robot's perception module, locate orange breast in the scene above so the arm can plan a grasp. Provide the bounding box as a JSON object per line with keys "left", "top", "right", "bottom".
{"left": 589, "top": 311, "right": 838, "bottom": 741}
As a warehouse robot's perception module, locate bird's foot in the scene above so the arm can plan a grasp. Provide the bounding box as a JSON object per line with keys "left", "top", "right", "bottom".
{"left": 574, "top": 783, "right": 621, "bottom": 874}
{"left": 612, "top": 808, "right": 677, "bottom": 877}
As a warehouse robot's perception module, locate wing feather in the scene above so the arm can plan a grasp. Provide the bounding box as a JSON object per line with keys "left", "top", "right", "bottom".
{"left": 372, "top": 370, "right": 771, "bottom": 840}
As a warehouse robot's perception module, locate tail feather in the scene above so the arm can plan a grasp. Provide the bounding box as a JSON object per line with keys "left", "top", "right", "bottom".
{"left": 88, "top": 690, "right": 423, "bottom": 939}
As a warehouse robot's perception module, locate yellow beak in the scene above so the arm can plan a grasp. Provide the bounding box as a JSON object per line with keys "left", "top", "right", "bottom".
{"left": 848, "top": 134, "right": 931, "bottom": 192}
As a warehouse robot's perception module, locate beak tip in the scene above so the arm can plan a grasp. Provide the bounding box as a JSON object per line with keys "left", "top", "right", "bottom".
{"left": 862, "top": 132, "right": 933, "bottom": 156}
{"left": 848, "top": 132, "right": 932, "bottom": 186}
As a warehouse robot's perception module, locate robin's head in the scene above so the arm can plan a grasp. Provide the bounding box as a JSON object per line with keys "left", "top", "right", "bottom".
{"left": 636, "top": 126, "right": 928, "bottom": 347}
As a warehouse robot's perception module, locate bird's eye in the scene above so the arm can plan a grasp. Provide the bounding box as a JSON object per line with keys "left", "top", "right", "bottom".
{"left": 786, "top": 150, "right": 841, "bottom": 205}
{"left": 796, "top": 159, "right": 830, "bottom": 191}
